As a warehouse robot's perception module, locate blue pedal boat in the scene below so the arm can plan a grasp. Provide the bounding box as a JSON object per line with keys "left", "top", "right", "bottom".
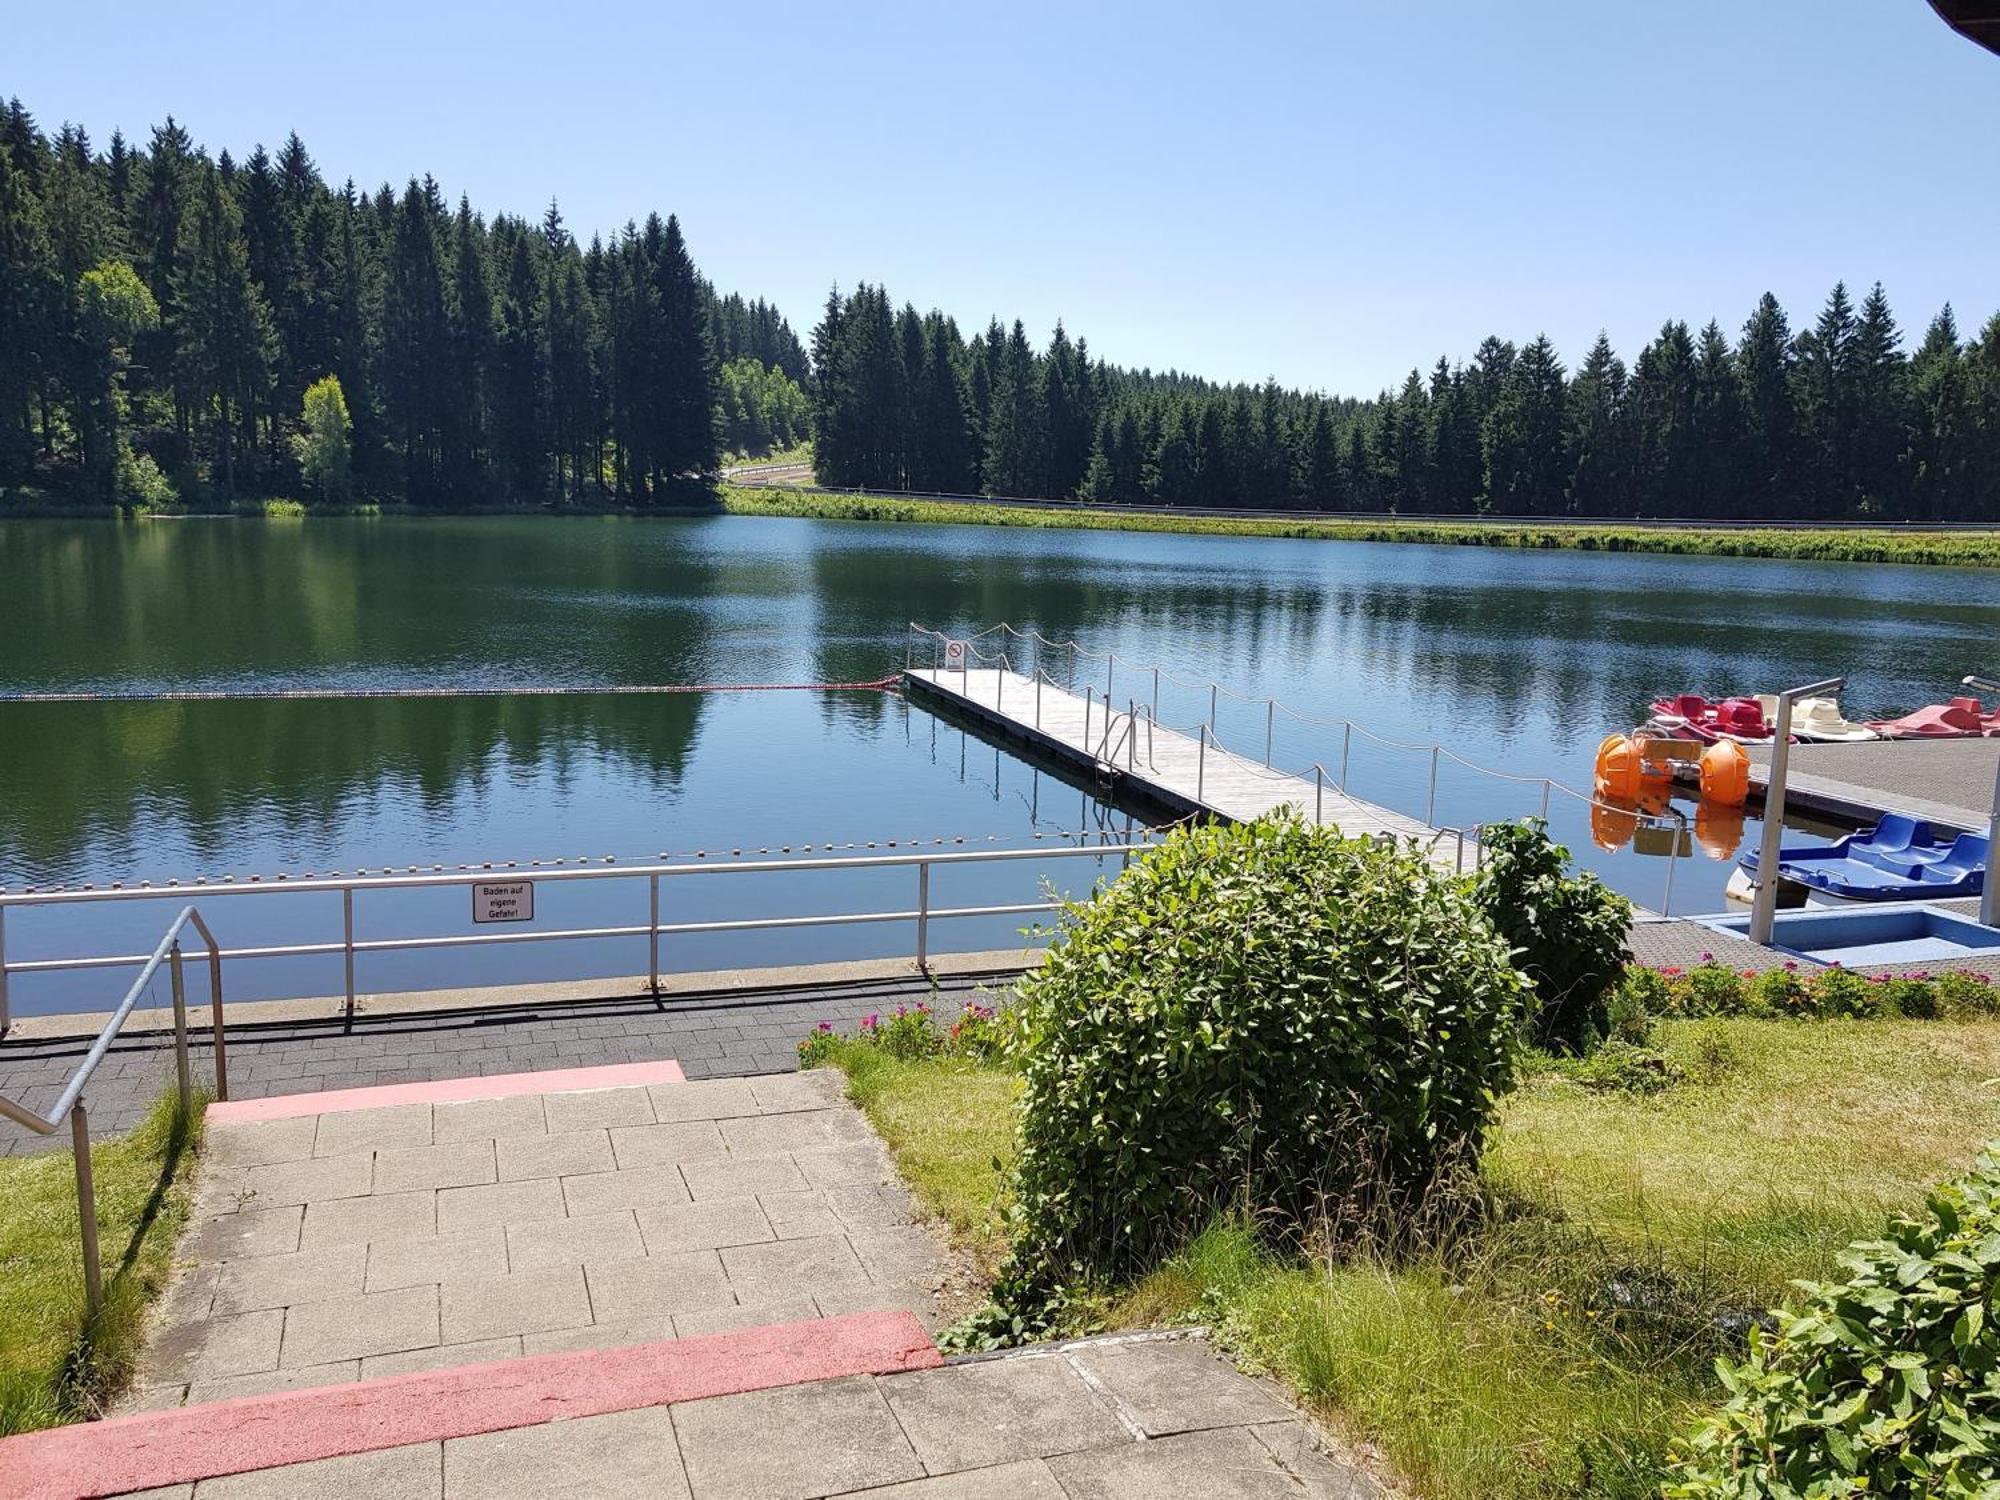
{"left": 1737, "top": 814, "right": 1988, "bottom": 905}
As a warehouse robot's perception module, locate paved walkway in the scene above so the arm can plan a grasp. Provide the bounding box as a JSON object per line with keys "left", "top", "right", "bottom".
{"left": 1745, "top": 737, "right": 1998, "bottom": 832}
{"left": 125, "top": 1065, "right": 975, "bottom": 1413}
{"left": 0, "top": 973, "right": 996, "bottom": 1157}
{"left": 98, "top": 1333, "right": 1371, "bottom": 1498}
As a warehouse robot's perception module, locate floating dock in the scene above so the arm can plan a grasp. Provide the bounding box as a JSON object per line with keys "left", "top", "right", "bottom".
{"left": 904, "top": 667, "right": 1466, "bottom": 866}
{"left": 1669, "top": 738, "right": 1999, "bottom": 833}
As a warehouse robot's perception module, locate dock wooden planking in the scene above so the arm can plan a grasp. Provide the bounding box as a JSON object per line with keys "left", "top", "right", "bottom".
{"left": 905, "top": 667, "right": 1466, "bottom": 869}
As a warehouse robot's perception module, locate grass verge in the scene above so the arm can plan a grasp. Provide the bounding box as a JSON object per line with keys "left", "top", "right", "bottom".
{"left": 0, "top": 1092, "right": 207, "bottom": 1435}
{"left": 805, "top": 1040, "right": 1018, "bottom": 1275}
{"left": 719, "top": 483, "right": 2000, "bottom": 569}
{"left": 813, "top": 1017, "right": 2000, "bottom": 1499}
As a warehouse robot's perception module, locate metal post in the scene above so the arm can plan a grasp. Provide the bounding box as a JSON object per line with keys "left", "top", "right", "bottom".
{"left": 1197, "top": 725, "right": 1207, "bottom": 803}
{"left": 649, "top": 874, "right": 661, "bottom": 996}
{"left": 1541, "top": 779, "right": 1552, "bottom": 821}
{"left": 1340, "top": 724, "right": 1351, "bottom": 792}
{"left": 0, "top": 903, "right": 9, "bottom": 1035}
{"left": 1209, "top": 684, "right": 1217, "bottom": 733}
{"left": 1082, "top": 690, "right": 1092, "bottom": 749}
{"left": 1127, "top": 700, "right": 1136, "bottom": 770}
{"left": 916, "top": 862, "right": 931, "bottom": 969}
{"left": 1035, "top": 671, "right": 1042, "bottom": 730}
{"left": 1426, "top": 746, "right": 1440, "bottom": 826}
{"left": 342, "top": 887, "right": 356, "bottom": 1020}
{"left": 1152, "top": 666, "right": 1160, "bottom": 716}
{"left": 1315, "top": 765, "right": 1324, "bottom": 825}
{"left": 72, "top": 1102, "right": 101, "bottom": 1317}
{"left": 996, "top": 657, "right": 1005, "bottom": 710}
{"left": 1987, "top": 754, "right": 2000, "bottom": 928}
{"left": 168, "top": 942, "right": 191, "bottom": 1116}
{"left": 1661, "top": 818, "right": 1680, "bottom": 918}
{"left": 208, "top": 943, "right": 228, "bottom": 1101}
{"left": 1106, "top": 654, "right": 1114, "bottom": 704}
{"left": 1750, "top": 676, "right": 1845, "bottom": 946}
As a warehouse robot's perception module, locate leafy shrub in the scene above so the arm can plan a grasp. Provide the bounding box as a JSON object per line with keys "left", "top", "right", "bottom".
{"left": 1879, "top": 975, "right": 1940, "bottom": 1020}
{"left": 1472, "top": 820, "right": 1632, "bottom": 1054}
{"left": 1557, "top": 1040, "right": 1685, "bottom": 1095}
{"left": 797, "top": 998, "right": 1007, "bottom": 1067}
{"left": 1749, "top": 965, "right": 1814, "bottom": 1018}
{"left": 1939, "top": 972, "right": 1999, "bottom": 1018}
{"left": 1812, "top": 966, "right": 1880, "bottom": 1019}
{"left": 1604, "top": 981, "right": 1654, "bottom": 1046}
{"left": 946, "top": 1000, "right": 1009, "bottom": 1062}
{"left": 1677, "top": 962, "right": 1750, "bottom": 1018}
{"left": 1000, "top": 815, "right": 1527, "bottom": 1294}
{"left": 1614, "top": 966, "right": 1672, "bottom": 1027}
{"left": 117, "top": 450, "right": 176, "bottom": 507}
{"left": 1666, "top": 1142, "right": 2000, "bottom": 1498}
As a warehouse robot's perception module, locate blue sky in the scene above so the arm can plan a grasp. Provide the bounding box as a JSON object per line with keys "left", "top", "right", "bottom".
{"left": 12, "top": 1, "right": 1998, "bottom": 394}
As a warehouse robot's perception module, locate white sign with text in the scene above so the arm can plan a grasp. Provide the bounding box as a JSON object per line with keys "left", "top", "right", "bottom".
{"left": 472, "top": 880, "right": 535, "bottom": 924}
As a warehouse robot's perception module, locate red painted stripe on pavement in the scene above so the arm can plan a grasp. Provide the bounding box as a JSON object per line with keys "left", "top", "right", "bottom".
{"left": 205, "top": 1057, "right": 689, "bottom": 1123}
{"left": 0, "top": 1310, "right": 941, "bottom": 1500}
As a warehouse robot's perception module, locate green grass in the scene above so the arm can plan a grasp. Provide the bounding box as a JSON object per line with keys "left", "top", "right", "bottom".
{"left": 815, "top": 1017, "right": 2000, "bottom": 1499}
{"left": 718, "top": 483, "right": 2000, "bottom": 569}
{"left": 0, "top": 1092, "right": 207, "bottom": 1435}
{"left": 808, "top": 1042, "right": 1020, "bottom": 1274}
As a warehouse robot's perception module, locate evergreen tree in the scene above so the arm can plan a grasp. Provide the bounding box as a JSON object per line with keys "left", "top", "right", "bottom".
{"left": 1908, "top": 305, "right": 1970, "bottom": 520}
{"left": 1735, "top": 292, "right": 1796, "bottom": 515}
{"left": 177, "top": 162, "right": 275, "bottom": 496}
{"left": 493, "top": 226, "right": 548, "bottom": 500}
{"left": 0, "top": 138, "right": 55, "bottom": 481}
{"left": 1483, "top": 335, "right": 1567, "bottom": 514}
{"left": 1567, "top": 332, "right": 1632, "bottom": 516}
{"left": 1792, "top": 281, "right": 1859, "bottom": 509}
{"left": 1849, "top": 283, "right": 1908, "bottom": 512}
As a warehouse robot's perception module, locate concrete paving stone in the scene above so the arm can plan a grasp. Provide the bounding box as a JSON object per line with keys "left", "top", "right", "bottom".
{"left": 505, "top": 1209, "right": 646, "bottom": 1271}
{"left": 748, "top": 1070, "right": 844, "bottom": 1113}
{"left": 606, "top": 1120, "right": 729, "bottom": 1169}
{"left": 647, "top": 1078, "right": 759, "bottom": 1121}
{"left": 194, "top": 1442, "right": 443, "bottom": 1499}
{"left": 360, "top": 1337, "right": 523, "bottom": 1379}
{"left": 1067, "top": 1339, "right": 1294, "bottom": 1437}
{"left": 811, "top": 1285, "right": 939, "bottom": 1327}
{"left": 186, "top": 1361, "right": 360, "bottom": 1405}
{"left": 371, "top": 1139, "right": 497, "bottom": 1194}
{"left": 495, "top": 1127, "right": 616, "bottom": 1182}
{"left": 298, "top": 1189, "right": 436, "bottom": 1250}
{"left": 719, "top": 1109, "right": 872, "bottom": 1156}
{"left": 848, "top": 1225, "right": 947, "bottom": 1285}
{"left": 115, "top": 1484, "right": 193, "bottom": 1499}
{"left": 673, "top": 1373, "right": 923, "bottom": 1499}
{"left": 561, "top": 1164, "right": 693, "bottom": 1217}
{"left": 519, "top": 1316, "right": 675, "bottom": 1356}
{"left": 444, "top": 1404, "right": 688, "bottom": 1499}
{"left": 279, "top": 1285, "right": 439, "bottom": 1367}
{"left": 364, "top": 1227, "right": 509, "bottom": 1292}
{"left": 795, "top": 1144, "right": 895, "bottom": 1189}
{"left": 118, "top": 1383, "right": 191, "bottom": 1414}
{"left": 1045, "top": 1425, "right": 1309, "bottom": 1499}
{"left": 239, "top": 1154, "right": 371, "bottom": 1210}
{"left": 583, "top": 1250, "right": 736, "bottom": 1322}
{"left": 540, "top": 1085, "right": 657, "bottom": 1134}
{"left": 679, "top": 1152, "right": 809, "bottom": 1202}
{"left": 182, "top": 1206, "right": 304, "bottom": 1262}
{"left": 312, "top": 1103, "right": 433, "bottom": 1158}
{"left": 670, "top": 1298, "right": 820, "bottom": 1339}
{"left": 720, "top": 1235, "right": 871, "bottom": 1303}
{"left": 204, "top": 1117, "right": 320, "bottom": 1170}
{"left": 819, "top": 1182, "right": 920, "bottom": 1232}
{"left": 144, "top": 1263, "right": 221, "bottom": 1341}
{"left": 1250, "top": 1422, "right": 1378, "bottom": 1497}
{"left": 213, "top": 1244, "right": 367, "bottom": 1316}
{"left": 439, "top": 1263, "right": 591, "bottom": 1342}
{"left": 882, "top": 1357, "right": 1133, "bottom": 1474}
{"left": 833, "top": 1458, "right": 1069, "bottom": 1499}
{"left": 755, "top": 1192, "right": 844, "bottom": 1240}
{"left": 435, "top": 1175, "right": 564, "bottom": 1234}
{"left": 158, "top": 1309, "right": 285, "bottom": 1382}
{"left": 633, "top": 1197, "right": 774, "bottom": 1255}
{"left": 430, "top": 1092, "right": 547, "bottom": 1143}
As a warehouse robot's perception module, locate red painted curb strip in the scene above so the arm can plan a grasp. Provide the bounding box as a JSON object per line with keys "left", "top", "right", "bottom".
{"left": 0, "top": 1310, "right": 942, "bottom": 1500}
{"left": 205, "top": 1057, "right": 689, "bottom": 1123}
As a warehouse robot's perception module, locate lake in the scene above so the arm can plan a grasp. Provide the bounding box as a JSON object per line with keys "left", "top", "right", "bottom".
{"left": 3, "top": 513, "right": 1996, "bottom": 1014}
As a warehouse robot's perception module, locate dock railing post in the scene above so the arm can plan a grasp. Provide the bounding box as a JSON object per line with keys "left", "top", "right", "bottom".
{"left": 1197, "top": 725, "right": 1207, "bottom": 803}
{"left": 1209, "top": 684, "right": 1217, "bottom": 735}
{"left": 72, "top": 1101, "right": 101, "bottom": 1317}
{"left": 1315, "top": 765, "right": 1324, "bottom": 825}
{"left": 1750, "top": 676, "right": 1845, "bottom": 946}
{"left": 1340, "top": 724, "right": 1351, "bottom": 793}
{"left": 168, "top": 941, "right": 191, "bottom": 1117}
{"left": 1426, "top": 746, "right": 1439, "bottom": 826}
{"left": 649, "top": 874, "right": 661, "bottom": 996}
{"left": 915, "top": 861, "right": 930, "bottom": 969}
{"left": 1128, "top": 700, "right": 1136, "bottom": 770}
{"left": 1152, "top": 666, "right": 1160, "bottom": 717}
{"left": 1541, "top": 779, "right": 1552, "bottom": 822}
{"left": 1106, "top": 655, "right": 1114, "bottom": 704}
{"left": 342, "top": 887, "right": 356, "bottom": 1021}
{"left": 996, "top": 655, "right": 1006, "bottom": 711}
{"left": 206, "top": 936, "right": 228, "bottom": 1102}
{"left": 1035, "top": 671, "right": 1042, "bottom": 730}
{"left": 1264, "top": 701, "right": 1274, "bottom": 766}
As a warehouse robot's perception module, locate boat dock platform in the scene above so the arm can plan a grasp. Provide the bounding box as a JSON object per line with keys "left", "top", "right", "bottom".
{"left": 903, "top": 667, "right": 1470, "bottom": 868}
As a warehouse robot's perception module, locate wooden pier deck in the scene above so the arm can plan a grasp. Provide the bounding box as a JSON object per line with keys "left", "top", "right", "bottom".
{"left": 905, "top": 667, "right": 1464, "bottom": 866}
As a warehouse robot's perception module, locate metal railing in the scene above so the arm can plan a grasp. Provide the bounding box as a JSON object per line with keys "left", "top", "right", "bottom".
{"left": 0, "top": 844, "right": 1154, "bottom": 1027}
{"left": 909, "top": 622, "right": 1690, "bottom": 913}
{"left": 0, "top": 906, "right": 227, "bottom": 1315}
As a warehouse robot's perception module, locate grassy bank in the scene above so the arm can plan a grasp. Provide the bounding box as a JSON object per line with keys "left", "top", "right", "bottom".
{"left": 720, "top": 483, "right": 2000, "bottom": 568}
{"left": 0, "top": 1093, "right": 206, "bottom": 1435}
{"left": 814, "top": 1016, "right": 2000, "bottom": 1499}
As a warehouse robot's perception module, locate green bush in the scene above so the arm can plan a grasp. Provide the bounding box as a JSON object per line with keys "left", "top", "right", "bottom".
{"left": 1812, "top": 967, "right": 1881, "bottom": 1019}
{"left": 1666, "top": 1142, "right": 2000, "bottom": 1498}
{"left": 1939, "top": 972, "right": 1999, "bottom": 1018}
{"left": 1471, "top": 820, "right": 1632, "bottom": 1053}
{"left": 1000, "top": 815, "right": 1528, "bottom": 1293}
{"left": 1556, "top": 1040, "right": 1685, "bottom": 1095}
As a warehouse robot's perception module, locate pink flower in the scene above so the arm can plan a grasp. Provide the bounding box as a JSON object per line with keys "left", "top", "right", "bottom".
{"left": 1700, "top": 951, "right": 1714, "bottom": 963}
{"left": 861, "top": 1013, "right": 879, "bottom": 1030}
{"left": 816, "top": 1021, "right": 833, "bottom": 1033}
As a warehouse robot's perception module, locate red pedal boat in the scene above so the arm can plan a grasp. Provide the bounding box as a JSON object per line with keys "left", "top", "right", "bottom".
{"left": 1868, "top": 696, "right": 1994, "bottom": 739}
{"left": 1647, "top": 694, "right": 1779, "bottom": 743}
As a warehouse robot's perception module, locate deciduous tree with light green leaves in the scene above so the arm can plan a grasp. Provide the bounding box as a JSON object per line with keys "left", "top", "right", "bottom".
{"left": 291, "top": 373, "right": 351, "bottom": 503}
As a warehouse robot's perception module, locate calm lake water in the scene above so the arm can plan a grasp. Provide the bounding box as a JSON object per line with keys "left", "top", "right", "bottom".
{"left": 3, "top": 514, "right": 1997, "bottom": 1013}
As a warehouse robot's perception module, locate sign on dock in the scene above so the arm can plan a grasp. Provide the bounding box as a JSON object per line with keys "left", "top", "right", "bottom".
{"left": 472, "top": 880, "right": 534, "bottom": 924}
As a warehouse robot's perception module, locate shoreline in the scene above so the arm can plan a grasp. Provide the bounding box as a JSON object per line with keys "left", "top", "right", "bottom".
{"left": 8, "top": 485, "right": 2000, "bottom": 568}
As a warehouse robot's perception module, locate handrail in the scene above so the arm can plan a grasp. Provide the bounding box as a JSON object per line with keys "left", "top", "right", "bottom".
{"left": 0, "top": 905, "right": 227, "bottom": 1315}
